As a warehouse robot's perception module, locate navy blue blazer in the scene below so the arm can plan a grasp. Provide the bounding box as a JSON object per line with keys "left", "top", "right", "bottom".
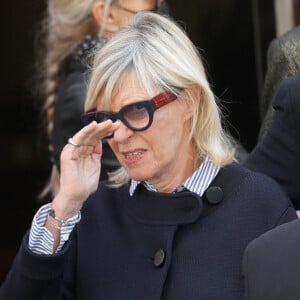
{"left": 0, "top": 163, "right": 296, "bottom": 299}
{"left": 244, "top": 72, "right": 300, "bottom": 208}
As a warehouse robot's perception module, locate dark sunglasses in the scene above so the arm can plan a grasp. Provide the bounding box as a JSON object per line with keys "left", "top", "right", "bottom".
{"left": 81, "top": 91, "right": 177, "bottom": 139}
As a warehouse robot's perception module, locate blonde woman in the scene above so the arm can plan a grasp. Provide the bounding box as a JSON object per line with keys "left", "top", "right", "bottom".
{"left": 1, "top": 12, "right": 296, "bottom": 299}
{"left": 39, "top": 0, "right": 167, "bottom": 197}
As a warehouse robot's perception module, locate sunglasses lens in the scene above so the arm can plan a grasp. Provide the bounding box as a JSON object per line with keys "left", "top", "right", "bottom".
{"left": 123, "top": 102, "right": 150, "bottom": 130}
{"left": 94, "top": 112, "right": 110, "bottom": 123}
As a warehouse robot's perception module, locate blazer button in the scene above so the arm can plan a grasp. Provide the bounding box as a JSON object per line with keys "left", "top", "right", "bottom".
{"left": 153, "top": 249, "right": 166, "bottom": 268}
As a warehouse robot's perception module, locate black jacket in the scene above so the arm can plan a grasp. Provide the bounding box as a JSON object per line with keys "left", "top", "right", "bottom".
{"left": 0, "top": 163, "right": 296, "bottom": 299}
{"left": 244, "top": 72, "right": 300, "bottom": 208}
{"left": 52, "top": 36, "right": 119, "bottom": 178}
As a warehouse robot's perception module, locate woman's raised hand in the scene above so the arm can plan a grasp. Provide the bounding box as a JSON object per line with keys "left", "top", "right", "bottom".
{"left": 52, "top": 120, "right": 119, "bottom": 218}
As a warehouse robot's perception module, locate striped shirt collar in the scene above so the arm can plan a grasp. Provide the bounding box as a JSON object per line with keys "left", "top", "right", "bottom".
{"left": 129, "top": 157, "right": 220, "bottom": 197}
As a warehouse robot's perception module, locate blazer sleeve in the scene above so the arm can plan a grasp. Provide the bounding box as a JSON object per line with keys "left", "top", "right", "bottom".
{"left": 0, "top": 231, "right": 76, "bottom": 300}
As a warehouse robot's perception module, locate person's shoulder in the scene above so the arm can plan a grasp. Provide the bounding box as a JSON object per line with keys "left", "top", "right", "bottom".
{"left": 220, "top": 161, "right": 252, "bottom": 179}
{"left": 219, "top": 163, "right": 296, "bottom": 227}
{"left": 59, "top": 66, "right": 88, "bottom": 95}
{"left": 59, "top": 46, "right": 92, "bottom": 96}
{"left": 234, "top": 163, "right": 294, "bottom": 210}
{"left": 247, "top": 218, "right": 300, "bottom": 251}
{"left": 243, "top": 218, "right": 300, "bottom": 300}
{"left": 244, "top": 219, "right": 300, "bottom": 269}
{"left": 220, "top": 162, "right": 290, "bottom": 205}
{"left": 240, "top": 163, "right": 281, "bottom": 191}
{"left": 55, "top": 67, "right": 88, "bottom": 114}
{"left": 224, "top": 162, "right": 284, "bottom": 191}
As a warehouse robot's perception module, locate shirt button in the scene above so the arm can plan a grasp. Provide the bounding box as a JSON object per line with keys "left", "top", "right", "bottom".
{"left": 153, "top": 249, "right": 166, "bottom": 268}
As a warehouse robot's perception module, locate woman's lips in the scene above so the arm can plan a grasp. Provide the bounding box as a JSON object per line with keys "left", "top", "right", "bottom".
{"left": 122, "top": 150, "right": 146, "bottom": 164}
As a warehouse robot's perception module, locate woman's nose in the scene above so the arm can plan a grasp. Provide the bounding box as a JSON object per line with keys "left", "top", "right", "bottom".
{"left": 112, "top": 120, "right": 134, "bottom": 142}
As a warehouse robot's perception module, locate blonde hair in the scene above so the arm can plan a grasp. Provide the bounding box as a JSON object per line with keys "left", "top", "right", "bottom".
{"left": 39, "top": 0, "right": 114, "bottom": 197}
{"left": 85, "top": 12, "right": 235, "bottom": 187}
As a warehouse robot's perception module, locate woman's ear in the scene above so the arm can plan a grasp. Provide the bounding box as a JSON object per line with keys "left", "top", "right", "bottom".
{"left": 92, "top": 1, "right": 105, "bottom": 28}
{"left": 192, "top": 85, "right": 201, "bottom": 108}
{"left": 183, "top": 85, "right": 201, "bottom": 120}
{"left": 92, "top": 1, "right": 120, "bottom": 37}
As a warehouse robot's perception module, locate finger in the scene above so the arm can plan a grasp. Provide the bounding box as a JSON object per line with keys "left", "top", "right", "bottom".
{"left": 62, "top": 123, "right": 100, "bottom": 158}
{"left": 64, "top": 142, "right": 102, "bottom": 162}
{"left": 73, "top": 120, "right": 119, "bottom": 146}
{"left": 65, "top": 122, "right": 115, "bottom": 160}
{"left": 85, "top": 122, "right": 120, "bottom": 145}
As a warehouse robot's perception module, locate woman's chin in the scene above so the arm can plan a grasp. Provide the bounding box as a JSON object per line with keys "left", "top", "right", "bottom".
{"left": 126, "top": 169, "right": 151, "bottom": 182}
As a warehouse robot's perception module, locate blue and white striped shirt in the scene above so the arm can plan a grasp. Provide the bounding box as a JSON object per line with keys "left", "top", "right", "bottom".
{"left": 130, "top": 157, "right": 220, "bottom": 196}
{"left": 29, "top": 203, "right": 81, "bottom": 254}
{"left": 29, "top": 157, "right": 219, "bottom": 254}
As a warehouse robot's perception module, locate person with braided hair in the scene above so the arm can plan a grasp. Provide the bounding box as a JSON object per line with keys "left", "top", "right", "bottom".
{"left": 38, "top": 0, "right": 168, "bottom": 197}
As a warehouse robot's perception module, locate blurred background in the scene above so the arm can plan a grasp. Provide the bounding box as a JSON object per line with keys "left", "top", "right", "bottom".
{"left": 0, "top": 0, "right": 299, "bottom": 282}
